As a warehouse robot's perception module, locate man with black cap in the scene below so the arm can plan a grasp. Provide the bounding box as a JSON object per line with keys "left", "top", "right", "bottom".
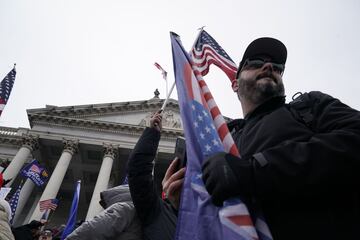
{"left": 202, "top": 37, "right": 360, "bottom": 239}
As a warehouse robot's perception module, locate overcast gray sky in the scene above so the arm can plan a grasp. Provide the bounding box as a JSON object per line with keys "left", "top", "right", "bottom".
{"left": 0, "top": 0, "right": 359, "bottom": 128}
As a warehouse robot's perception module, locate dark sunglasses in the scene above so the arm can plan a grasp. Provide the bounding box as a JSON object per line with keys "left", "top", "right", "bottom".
{"left": 242, "top": 58, "right": 285, "bottom": 75}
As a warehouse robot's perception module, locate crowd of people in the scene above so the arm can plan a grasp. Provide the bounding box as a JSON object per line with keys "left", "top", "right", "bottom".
{"left": 0, "top": 36, "right": 359, "bottom": 240}
{"left": 0, "top": 196, "right": 79, "bottom": 240}
{"left": 0, "top": 200, "right": 59, "bottom": 240}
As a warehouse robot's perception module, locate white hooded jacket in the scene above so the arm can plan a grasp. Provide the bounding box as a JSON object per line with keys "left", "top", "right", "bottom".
{"left": 65, "top": 185, "right": 142, "bottom": 240}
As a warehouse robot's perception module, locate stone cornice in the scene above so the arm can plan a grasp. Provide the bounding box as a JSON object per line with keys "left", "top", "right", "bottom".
{"left": 0, "top": 127, "right": 25, "bottom": 147}
{"left": 29, "top": 114, "right": 183, "bottom": 138}
{"left": 0, "top": 126, "right": 21, "bottom": 136}
{"left": 27, "top": 98, "right": 179, "bottom": 119}
{"left": 0, "top": 135, "right": 22, "bottom": 146}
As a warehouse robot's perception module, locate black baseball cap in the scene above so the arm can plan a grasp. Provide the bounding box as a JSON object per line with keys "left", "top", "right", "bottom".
{"left": 28, "top": 220, "right": 44, "bottom": 229}
{"left": 236, "top": 37, "right": 287, "bottom": 79}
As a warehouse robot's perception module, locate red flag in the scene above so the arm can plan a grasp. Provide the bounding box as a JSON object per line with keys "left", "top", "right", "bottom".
{"left": 154, "top": 62, "right": 168, "bottom": 80}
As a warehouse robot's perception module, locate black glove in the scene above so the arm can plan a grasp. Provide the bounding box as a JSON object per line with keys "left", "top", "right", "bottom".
{"left": 202, "top": 152, "right": 254, "bottom": 206}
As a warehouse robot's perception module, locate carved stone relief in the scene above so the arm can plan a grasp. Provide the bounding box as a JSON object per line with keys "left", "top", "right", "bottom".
{"left": 139, "top": 110, "right": 181, "bottom": 129}
{"left": 103, "top": 143, "right": 118, "bottom": 159}
{"left": 62, "top": 139, "right": 79, "bottom": 155}
{"left": 162, "top": 110, "right": 181, "bottom": 128}
{"left": 21, "top": 134, "right": 39, "bottom": 151}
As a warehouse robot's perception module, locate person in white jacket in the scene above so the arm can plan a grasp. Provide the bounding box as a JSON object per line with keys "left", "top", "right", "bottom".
{"left": 0, "top": 198, "right": 15, "bottom": 240}
{"left": 65, "top": 185, "right": 142, "bottom": 240}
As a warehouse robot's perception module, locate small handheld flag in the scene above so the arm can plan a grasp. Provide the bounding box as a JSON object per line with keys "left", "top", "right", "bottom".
{"left": 39, "top": 198, "right": 58, "bottom": 212}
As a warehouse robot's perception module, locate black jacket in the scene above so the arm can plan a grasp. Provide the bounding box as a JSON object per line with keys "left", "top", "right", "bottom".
{"left": 12, "top": 226, "right": 36, "bottom": 240}
{"left": 128, "top": 127, "right": 177, "bottom": 240}
{"left": 228, "top": 91, "right": 360, "bottom": 240}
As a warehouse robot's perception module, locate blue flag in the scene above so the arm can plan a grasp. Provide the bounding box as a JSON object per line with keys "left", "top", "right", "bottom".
{"left": 121, "top": 175, "right": 128, "bottom": 185}
{"left": 20, "top": 160, "right": 49, "bottom": 187}
{"left": 61, "top": 180, "right": 81, "bottom": 240}
{"left": 171, "top": 32, "right": 272, "bottom": 240}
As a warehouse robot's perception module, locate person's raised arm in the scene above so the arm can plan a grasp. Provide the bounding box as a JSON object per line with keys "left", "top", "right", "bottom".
{"left": 127, "top": 110, "right": 163, "bottom": 225}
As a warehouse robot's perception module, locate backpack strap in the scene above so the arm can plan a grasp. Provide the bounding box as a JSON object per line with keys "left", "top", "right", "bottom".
{"left": 288, "top": 92, "right": 315, "bottom": 131}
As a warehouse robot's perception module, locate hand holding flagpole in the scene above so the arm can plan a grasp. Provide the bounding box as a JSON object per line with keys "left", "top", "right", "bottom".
{"left": 153, "top": 83, "right": 175, "bottom": 128}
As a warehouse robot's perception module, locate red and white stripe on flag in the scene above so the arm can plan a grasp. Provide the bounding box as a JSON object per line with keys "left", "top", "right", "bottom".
{"left": 191, "top": 67, "right": 239, "bottom": 157}
{"left": 190, "top": 30, "right": 237, "bottom": 84}
{"left": 154, "top": 62, "right": 167, "bottom": 80}
{"left": 39, "top": 199, "right": 58, "bottom": 212}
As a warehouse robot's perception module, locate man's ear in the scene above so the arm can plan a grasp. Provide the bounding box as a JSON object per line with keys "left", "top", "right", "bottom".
{"left": 231, "top": 80, "right": 239, "bottom": 92}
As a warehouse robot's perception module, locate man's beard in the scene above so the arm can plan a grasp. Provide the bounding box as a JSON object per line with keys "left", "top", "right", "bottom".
{"left": 238, "top": 74, "right": 285, "bottom": 105}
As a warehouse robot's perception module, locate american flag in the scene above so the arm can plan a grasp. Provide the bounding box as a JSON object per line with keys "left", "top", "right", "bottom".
{"left": 171, "top": 32, "right": 272, "bottom": 240}
{"left": 39, "top": 198, "right": 59, "bottom": 212}
{"left": 0, "top": 66, "right": 16, "bottom": 116}
{"left": 191, "top": 30, "right": 237, "bottom": 87}
{"left": 8, "top": 182, "right": 22, "bottom": 225}
{"left": 154, "top": 62, "right": 168, "bottom": 80}
{"left": 29, "top": 163, "right": 41, "bottom": 174}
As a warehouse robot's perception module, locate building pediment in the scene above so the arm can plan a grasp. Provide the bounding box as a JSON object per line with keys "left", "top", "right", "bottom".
{"left": 27, "top": 98, "right": 182, "bottom": 131}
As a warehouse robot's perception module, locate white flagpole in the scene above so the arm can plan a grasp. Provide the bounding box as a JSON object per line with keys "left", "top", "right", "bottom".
{"left": 160, "top": 27, "right": 205, "bottom": 112}
{"left": 40, "top": 209, "right": 49, "bottom": 231}
{"left": 190, "top": 26, "right": 205, "bottom": 54}
{"left": 160, "top": 81, "right": 175, "bottom": 111}
{"left": 166, "top": 78, "right": 169, "bottom": 98}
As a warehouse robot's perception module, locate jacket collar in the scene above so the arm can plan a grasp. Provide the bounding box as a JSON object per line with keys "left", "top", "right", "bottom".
{"left": 244, "top": 96, "right": 286, "bottom": 121}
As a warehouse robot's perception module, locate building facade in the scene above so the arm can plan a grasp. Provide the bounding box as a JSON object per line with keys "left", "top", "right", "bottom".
{"left": 0, "top": 93, "right": 183, "bottom": 227}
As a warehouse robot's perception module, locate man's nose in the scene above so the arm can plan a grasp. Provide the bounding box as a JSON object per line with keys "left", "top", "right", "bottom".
{"left": 261, "top": 62, "right": 274, "bottom": 72}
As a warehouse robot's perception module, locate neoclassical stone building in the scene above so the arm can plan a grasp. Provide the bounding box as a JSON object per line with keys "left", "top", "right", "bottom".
{"left": 0, "top": 92, "right": 183, "bottom": 227}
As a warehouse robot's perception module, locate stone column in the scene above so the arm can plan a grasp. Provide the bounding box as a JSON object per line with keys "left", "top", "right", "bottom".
{"left": 30, "top": 139, "right": 78, "bottom": 221}
{"left": 85, "top": 144, "right": 117, "bottom": 220}
{"left": 3, "top": 135, "right": 38, "bottom": 186}
{"left": 12, "top": 178, "right": 35, "bottom": 226}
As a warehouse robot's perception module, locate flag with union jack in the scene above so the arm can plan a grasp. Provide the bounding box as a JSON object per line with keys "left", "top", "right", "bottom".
{"left": 0, "top": 65, "right": 16, "bottom": 117}
{"left": 171, "top": 32, "right": 272, "bottom": 240}
{"left": 190, "top": 30, "right": 238, "bottom": 88}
